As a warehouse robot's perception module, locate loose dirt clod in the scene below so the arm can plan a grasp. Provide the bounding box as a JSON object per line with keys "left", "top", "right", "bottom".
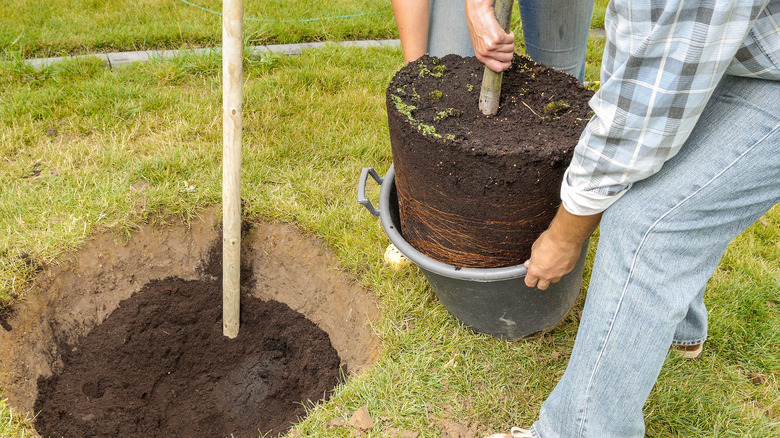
{"left": 349, "top": 405, "right": 375, "bottom": 431}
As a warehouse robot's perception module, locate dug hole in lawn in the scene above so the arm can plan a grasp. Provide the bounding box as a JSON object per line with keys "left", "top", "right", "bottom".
{"left": 0, "top": 207, "right": 381, "bottom": 437}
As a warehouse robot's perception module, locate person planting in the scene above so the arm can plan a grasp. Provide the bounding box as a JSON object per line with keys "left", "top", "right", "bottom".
{"left": 396, "top": 1, "right": 780, "bottom": 437}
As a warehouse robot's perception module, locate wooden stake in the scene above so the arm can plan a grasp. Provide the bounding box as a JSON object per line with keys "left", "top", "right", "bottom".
{"left": 222, "top": 0, "right": 243, "bottom": 339}
{"left": 478, "top": 0, "right": 514, "bottom": 116}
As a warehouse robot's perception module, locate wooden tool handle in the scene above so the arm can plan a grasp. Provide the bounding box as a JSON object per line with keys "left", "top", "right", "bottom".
{"left": 222, "top": 0, "right": 243, "bottom": 339}
{"left": 478, "top": 0, "right": 514, "bottom": 116}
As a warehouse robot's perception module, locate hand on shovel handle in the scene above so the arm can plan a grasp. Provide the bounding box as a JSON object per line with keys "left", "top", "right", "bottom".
{"left": 473, "top": 0, "right": 514, "bottom": 116}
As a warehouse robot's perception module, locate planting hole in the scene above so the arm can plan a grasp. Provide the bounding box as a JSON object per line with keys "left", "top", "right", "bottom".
{"left": 0, "top": 207, "right": 381, "bottom": 437}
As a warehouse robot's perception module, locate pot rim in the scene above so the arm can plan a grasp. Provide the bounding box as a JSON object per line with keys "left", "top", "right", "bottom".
{"left": 379, "top": 164, "right": 529, "bottom": 282}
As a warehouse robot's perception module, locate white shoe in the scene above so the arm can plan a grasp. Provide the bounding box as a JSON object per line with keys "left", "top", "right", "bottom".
{"left": 484, "top": 426, "right": 533, "bottom": 438}
{"left": 384, "top": 243, "right": 412, "bottom": 270}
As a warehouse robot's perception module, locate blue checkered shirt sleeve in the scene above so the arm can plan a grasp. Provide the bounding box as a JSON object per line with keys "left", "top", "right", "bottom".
{"left": 562, "top": 0, "right": 780, "bottom": 215}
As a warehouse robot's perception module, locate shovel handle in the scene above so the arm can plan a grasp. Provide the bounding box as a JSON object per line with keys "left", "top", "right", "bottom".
{"left": 478, "top": 0, "right": 514, "bottom": 116}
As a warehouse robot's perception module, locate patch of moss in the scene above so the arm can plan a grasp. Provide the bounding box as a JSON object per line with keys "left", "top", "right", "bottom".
{"left": 395, "top": 84, "right": 420, "bottom": 100}
{"left": 429, "top": 90, "right": 443, "bottom": 100}
{"left": 543, "top": 100, "right": 571, "bottom": 116}
{"left": 391, "top": 94, "right": 417, "bottom": 119}
{"left": 417, "top": 59, "right": 446, "bottom": 78}
{"left": 391, "top": 94, "right": 453, "bottom": 140}
{"left": 433, "top": 108, "right": 462, "bottom": 122}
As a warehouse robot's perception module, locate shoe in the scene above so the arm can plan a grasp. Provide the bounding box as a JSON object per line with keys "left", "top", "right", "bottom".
{"left": 384, "top": 243, "right": 412, "bottom": 270}
{"left": 676, "top": 343, "right": 703, "bottom": 360}
{"left": 484, "top": 427, "right": 533, "bottom": 438}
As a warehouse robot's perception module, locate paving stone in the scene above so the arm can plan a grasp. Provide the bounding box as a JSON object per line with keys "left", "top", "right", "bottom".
{"left": 19, "top": 40, "right": 401, "bottom": 69}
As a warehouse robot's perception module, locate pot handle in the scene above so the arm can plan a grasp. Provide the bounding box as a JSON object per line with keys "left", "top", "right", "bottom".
{"left": 357, "top": 167, "right": 383, "bottom": 217}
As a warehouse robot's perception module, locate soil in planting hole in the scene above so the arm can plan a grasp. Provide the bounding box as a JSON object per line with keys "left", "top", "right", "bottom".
{"left": 33, "top": 277, "right": 341, "bottom": 438}
{"left": 32, "top": 234, "right": 343, "bottom": 438}
{"left": 0, "top": 208, "right": 381, "bottom": 438}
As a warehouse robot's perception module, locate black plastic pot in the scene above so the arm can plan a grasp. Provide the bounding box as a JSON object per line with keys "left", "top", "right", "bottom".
{"left": 358, "top": 164, "right": 588, "bottom": 340}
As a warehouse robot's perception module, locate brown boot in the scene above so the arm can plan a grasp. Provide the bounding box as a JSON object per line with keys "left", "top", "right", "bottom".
{"left": 676, "top": 343, "right": 704, "bottom": 360}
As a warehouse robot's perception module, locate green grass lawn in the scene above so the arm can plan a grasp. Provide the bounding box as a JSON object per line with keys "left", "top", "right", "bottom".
{"left": 1, "top": 0, "right": 398, "bottom": 59}
{"left": 1, "top": 0, "right": 777, "bottom": 436}
{"left": 1, "top": 0, "right": 610, "bottom": 60}
{"left": 1, "top": 43, "right": 778, "bottom": 437}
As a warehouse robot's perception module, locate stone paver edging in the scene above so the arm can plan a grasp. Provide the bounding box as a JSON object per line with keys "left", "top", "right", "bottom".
{"left": 24, "top": 39, "right": 402, "bottom": 69}
{"left": 22, "top": 30, "right": 606, "bottom": 69}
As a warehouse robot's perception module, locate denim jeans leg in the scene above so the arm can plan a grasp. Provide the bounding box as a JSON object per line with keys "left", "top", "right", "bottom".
{"left": 428, "top": 0, "right": 475, "bottom": 57}
{"left": 672, "top": 285, "right": 708, "bottom": 346}
{"left": 427, "top": 0, "right": 594, "bottom": 82}
{"left": 519, "top": 0, "right": 595, "bottom": 82}
{"left": 531, "top": 75, "right": 780, "bottom": 437}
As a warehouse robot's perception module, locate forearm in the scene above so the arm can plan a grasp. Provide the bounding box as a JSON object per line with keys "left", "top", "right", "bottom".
{"left": 390, "top": 0, "right": 430, "bottom": 64}
{"left": 547, "top": 204, "right": 601, "bottom": 247}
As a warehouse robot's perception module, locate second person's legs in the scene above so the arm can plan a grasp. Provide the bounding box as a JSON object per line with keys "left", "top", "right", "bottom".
{"left": 519, "top": 0, "right": 594, "bottom": 82}
{"left": 427, "top": 0, "right": 594, "bottom": 82}
{"left": 427, "top": 0, "right": 475, "bottom": 58}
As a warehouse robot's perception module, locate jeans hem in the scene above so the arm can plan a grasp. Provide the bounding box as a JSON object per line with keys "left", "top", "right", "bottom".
{"left": 670, "top": 337, "right": 707, "bottom": 346}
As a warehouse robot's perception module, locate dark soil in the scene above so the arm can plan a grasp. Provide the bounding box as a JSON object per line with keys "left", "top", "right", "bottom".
{"left": 387, "top": 54, "right": 594, "bottom": 267}
{"left": 33, "top": 242, "right": 342, "bottom": 438}
{"left": 0, "top": 308, "right": 12, "bottom": 331}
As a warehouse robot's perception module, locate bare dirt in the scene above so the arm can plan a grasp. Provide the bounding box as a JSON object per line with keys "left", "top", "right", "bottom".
{"left": 0, "top": 207, "right": 381, "bottom": 437}
{"left": 387, "top": 54, "right": 594, "bottom": 267}
{"left": 33, "top": 270, "right": 341, "bottom": 436}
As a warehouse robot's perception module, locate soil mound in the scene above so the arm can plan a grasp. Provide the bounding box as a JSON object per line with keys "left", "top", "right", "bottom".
{"left": 33, "top": 276, "right": 342, "bottom": 438}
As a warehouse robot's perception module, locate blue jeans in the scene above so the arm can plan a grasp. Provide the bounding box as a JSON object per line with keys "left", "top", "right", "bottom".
{"left": 531, "top": 74, "right": 780, "bottom": 437}
{"left": 427, "top": 0, "right": 595, "bottom": 82}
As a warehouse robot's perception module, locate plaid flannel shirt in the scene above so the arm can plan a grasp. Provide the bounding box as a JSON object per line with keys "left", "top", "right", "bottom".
{"left": 562, "top": 0, "right": 780, "bottom": 215}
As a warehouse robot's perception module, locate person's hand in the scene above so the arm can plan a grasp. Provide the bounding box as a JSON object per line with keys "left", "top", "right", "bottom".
{"left": 524, "top": 205, "right": 602, "bottom": 290}
{"left": 524, "top": 229, "right": 584, "bottom": 290}
{"left": 465, "top": 0, "right": 515, "bottom": 72}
